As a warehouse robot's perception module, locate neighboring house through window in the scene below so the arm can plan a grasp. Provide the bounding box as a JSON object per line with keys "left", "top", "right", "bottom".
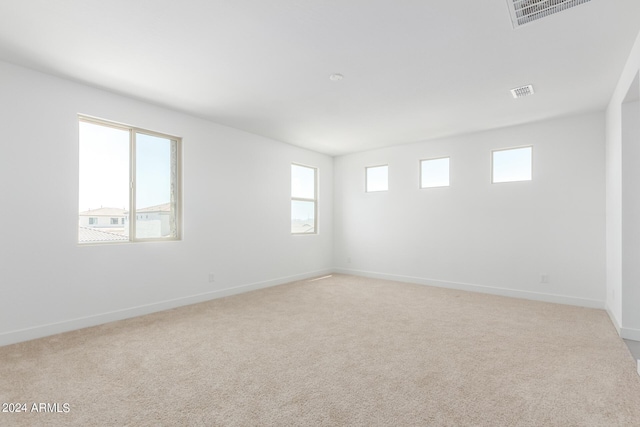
{"left": 78, "top": 116, "right": 181, "bottom": 244}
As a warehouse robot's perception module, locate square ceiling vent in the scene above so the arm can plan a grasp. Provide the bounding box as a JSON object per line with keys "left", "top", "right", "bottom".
{"left": 507, "top": 0, "right": 592, "bottom": 28}
{"left": 511, "top": 84, "right": 535, "bottom": 98}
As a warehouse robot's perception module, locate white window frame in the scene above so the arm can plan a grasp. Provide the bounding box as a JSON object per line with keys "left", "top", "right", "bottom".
{"left": 420, "top": 156, "right": 450, "bottom": 189}
{"left": 491, "top": 145, "right": 533, "bottom": 184}
{"left": 291, "top": 163, "right": 318, "bottom": 235}
{"left": 78, "top": 115, "right": 182, "bottom": 244}
{"left": 365, "top": 164, "right": 389, "bottom": 193}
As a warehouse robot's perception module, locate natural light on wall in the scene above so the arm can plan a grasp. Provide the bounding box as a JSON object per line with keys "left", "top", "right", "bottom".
{"left": 366, "top": 165, "right": 388, "bottom": 192}
{"left": 492, "top": 146, "right": 532, "bottom": 183}
{"left": 421, "top": 157, "right": 450, "bottom": 188}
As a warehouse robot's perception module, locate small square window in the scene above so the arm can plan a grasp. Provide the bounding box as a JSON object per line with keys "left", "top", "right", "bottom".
{"left": 492, "top": 146, "right": 532, "bottom": 183}
{"left": 421, "top": 157, "right": 450, "bottom": 188}
{"left": 110, "top": 218, "right": 119, "bottom": 225}
{"left": 366, "top": 165, "right": 388, "bottom": 192}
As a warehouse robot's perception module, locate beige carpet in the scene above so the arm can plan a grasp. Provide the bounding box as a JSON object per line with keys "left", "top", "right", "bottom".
{"left": 1, "top": 274, "right": 639, "bottom": 426}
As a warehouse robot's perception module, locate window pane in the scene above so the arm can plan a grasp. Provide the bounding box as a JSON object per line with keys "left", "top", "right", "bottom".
{"left": 366, "top": 165, "right": 388, "bottom": 192}
{"left": 421, "top": 158, "right": 450, "bottom": 188}
{"left": 292, "top": 164, "right": 315, "bottom": 199}
{"left": 135, "top": 133, "right": 178, "bottom": 239}
{"left": 493, "top": 147, "right": 532, "bottom": 183}
{"left": 78, "top": 121, "right": 129, "bottom": 243}
{"left": 291, "top": 200, "right": 315, "bottom": 234}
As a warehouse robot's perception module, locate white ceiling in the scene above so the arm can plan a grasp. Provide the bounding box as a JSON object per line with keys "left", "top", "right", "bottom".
{"left": 0, "top": 0, "right": 638, "bottom": 156}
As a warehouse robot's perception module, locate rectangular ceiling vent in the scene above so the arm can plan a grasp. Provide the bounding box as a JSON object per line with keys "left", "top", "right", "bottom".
{"left": 511, "top": 85, "right": 535, "bottom": 98}
{"left": 507, "top": 0, "right": 592, "bottom": 28}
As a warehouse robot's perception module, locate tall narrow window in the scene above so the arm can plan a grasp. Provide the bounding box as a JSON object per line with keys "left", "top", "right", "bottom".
{"left": 420, "top": 157, "right": 450, "bottom": 188}
{"left": 492, "top": 146, "right": 532, "bottom": 183}
{"left": 291, "top": 164, "right": 317, "bottom": 234}
{"left": 366, "top": 165, "right": 388, "bottom": 192}
{"left": 78, "top": 117, "right": 181, "bottom": 244}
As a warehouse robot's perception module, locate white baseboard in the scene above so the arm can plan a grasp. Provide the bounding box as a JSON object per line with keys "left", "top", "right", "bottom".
{"left": 604, "top": 303, "right": 640, "bottom": 341}
{"left": 0, "top": 268, "right": 610, "bottom": 347}
{"left": 621, "top": 327, "right": 640, "bottom": 341}
{"left": 0, "top": 269, "right": 333, "bottom": 347}
{"left": 606, "top": 307, "right": 622, "bottom": 336}
{"left": 334, "top": 268, "right": 605, "bottom": 309}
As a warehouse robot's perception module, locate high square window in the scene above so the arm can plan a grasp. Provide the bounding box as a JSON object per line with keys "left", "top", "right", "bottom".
{"left": 366, "top": 165, "right": 388, "bottom": 192}
{"left": 492, "top": 146, "right": 532, "bottom": 183}
{"left": 420, "top": 157, "right": 450, "bottom": 188}
{"left": 78, "top": 117, "right": 181, "bottom": 244}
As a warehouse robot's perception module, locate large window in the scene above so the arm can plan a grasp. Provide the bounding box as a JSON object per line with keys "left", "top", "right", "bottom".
{"left": 78, "top": 117, "right": 181, "bottom": 244}
{"left": 420, "top": 157, "right": 450, "bottom": 188}
{"left": 492, "top": 146, "right": 532, "bottom": 183}
{"left": 291, "top": 164, "right": 317, "bottom": 234}
{"left": 366, "top": 165, "right": 388, "bottom": 192}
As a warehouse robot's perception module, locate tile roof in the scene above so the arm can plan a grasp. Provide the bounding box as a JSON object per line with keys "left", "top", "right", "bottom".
{"left": 79, "top": 207, "right": 126, "bottom": 216}
{"left": 136, "top": 203, "right": 171, "bottom": 213}
{"left": 78, "top": 226, "right": 128, "bottom": 243}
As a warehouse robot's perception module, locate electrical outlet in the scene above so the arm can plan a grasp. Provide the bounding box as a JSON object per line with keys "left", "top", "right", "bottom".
{"left": 540, "top": 274, "right": 549, "bottom": 284}
{"left": 208, "top": 273, "right": 215, "bottom": 283}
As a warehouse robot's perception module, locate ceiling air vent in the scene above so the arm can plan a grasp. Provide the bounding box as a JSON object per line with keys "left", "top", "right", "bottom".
{"left": 511, "top": 85, "right": 535, "bottom": 98}
{"left": 507, "top": 0, "right": 591, "bottom": 28}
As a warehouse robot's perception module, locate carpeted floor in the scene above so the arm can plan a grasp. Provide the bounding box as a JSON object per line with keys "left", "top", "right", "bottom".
{"left": 1, "top": 274, "right": 639, "bottom": 426}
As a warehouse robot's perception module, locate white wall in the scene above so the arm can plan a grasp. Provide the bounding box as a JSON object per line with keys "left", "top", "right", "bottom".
{"left": 0, "top": 60, "right": 333, "bottom": 346}
{"left": 622, "top": 100, "right": 640, "bottom": 337}
{"left": 334, "top": 112, "right": 606, "bottom": 308}
{"left": 606, "top": 28, "right": 640, "bottom": 340}
{"left": 606, "top": 99, "right": 624, "bottom": 327}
